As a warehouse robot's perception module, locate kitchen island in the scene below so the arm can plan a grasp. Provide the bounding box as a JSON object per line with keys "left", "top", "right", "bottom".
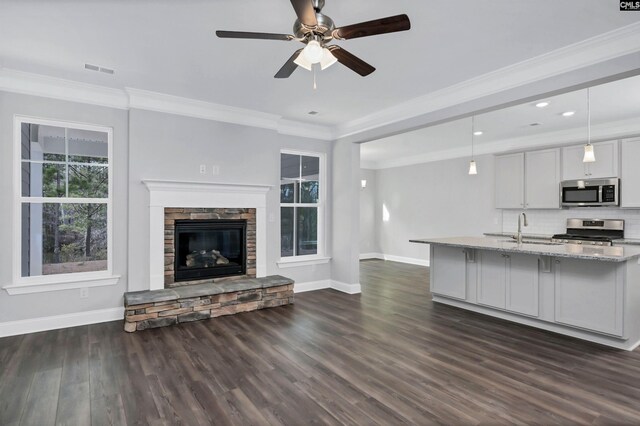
{"left": 410, "top": 236, "right": 640, "bottom": 350}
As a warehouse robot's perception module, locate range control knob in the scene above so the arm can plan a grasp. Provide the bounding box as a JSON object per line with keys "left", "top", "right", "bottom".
{"left": 576, "top": 241, "right": 583, "bottom": 245}
{"left": 563, "top": 240, "right": 569, "bottom": 244}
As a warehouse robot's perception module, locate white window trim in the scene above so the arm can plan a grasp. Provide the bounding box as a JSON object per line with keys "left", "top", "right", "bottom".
{"left": 4, "top": 115, "right": 118, "bottom": 294}
{"left": 279, "top": 149, "right": 328, "bottom": 264}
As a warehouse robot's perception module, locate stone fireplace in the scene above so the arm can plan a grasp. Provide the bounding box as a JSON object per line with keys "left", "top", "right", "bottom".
{"left": 164, "top": 208, "right": 256, "bottom": 287}
{"left": 142, "top": 180, "right": 270, "bottom": 291}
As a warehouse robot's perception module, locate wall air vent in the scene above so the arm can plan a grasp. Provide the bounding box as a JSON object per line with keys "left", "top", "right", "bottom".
{"left": 84, "top": 63, "right": 115, "bottom": 75}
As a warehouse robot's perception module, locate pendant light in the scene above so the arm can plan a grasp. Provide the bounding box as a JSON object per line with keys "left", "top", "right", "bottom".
{"left": 468, "top": 116, "right": 478, "bottom": 175}
{"left": 583, "top": 87, "right": 596, "bottom": 163}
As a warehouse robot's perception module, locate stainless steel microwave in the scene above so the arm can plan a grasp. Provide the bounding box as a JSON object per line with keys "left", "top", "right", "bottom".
{"left": 561, "top": 178, "right": 619, "bottom": 207}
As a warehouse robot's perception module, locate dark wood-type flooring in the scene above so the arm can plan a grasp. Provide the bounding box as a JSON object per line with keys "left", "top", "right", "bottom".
{"left": 2, "top": 260, "right": 640, "bottom": 425}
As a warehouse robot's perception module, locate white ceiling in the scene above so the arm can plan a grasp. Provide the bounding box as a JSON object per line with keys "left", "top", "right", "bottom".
{"left": 1, "top": 0, "right": 638, "bottom": 127}
{"left": 360, "top": 74, "right": 640, "bottom": 169}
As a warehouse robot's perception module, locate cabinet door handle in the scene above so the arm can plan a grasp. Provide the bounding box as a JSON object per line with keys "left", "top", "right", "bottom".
{"left": 556, "top": 260, "right": 561, "bottom": 264}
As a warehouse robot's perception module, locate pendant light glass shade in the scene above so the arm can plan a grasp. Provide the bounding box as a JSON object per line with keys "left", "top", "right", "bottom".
{"left": 583, "top": 144, "right": 595, "bottom": 163}
{"left": 468, "top": 116, "right": 478, "bottom": 175}
{"left": 468, "top": 160, "right": 478, "bottom": 175}
{"left": 583, "top": 87, "right": 596, "bottom": 163}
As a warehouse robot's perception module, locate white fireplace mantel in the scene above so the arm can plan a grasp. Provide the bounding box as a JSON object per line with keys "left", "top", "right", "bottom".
{"left": 142, "top": 179, "right": 272, "bottom": 290}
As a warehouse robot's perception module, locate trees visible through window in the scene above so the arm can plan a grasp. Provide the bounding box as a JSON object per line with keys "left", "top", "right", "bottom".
{"left": 280, "top": 152, "right": 322, "bottom": 258}
{"left": 19, "top": 121, "right": 111, "bottom": 277}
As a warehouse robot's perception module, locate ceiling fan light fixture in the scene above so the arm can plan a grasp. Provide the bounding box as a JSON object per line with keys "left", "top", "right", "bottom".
{"left": 293, "top": 52, "right": 312, "bottom": 71}
{"left": 320, "top": 48, "right": 337, "bottom": 70}
{"left": 302, "top": 40, "right": 324, "bottom": 64}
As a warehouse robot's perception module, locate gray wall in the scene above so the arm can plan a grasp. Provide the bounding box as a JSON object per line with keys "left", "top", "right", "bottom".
{"left": 0, "top": 92, "right": 334, "bottom": 326}
{"left": 371, "top": 154, "right": 501, "bottom": 262}
{"left": 331, "top": 139, "right": 360, "bottom": 285}
{"left": 360, "top": 168, "right": 379, "bottom": 254}
{"left": 0, "top": 91, "right": 129, "bottom": 322}
{"left": 127, "top": 109, "right": 332, "bottom": 291}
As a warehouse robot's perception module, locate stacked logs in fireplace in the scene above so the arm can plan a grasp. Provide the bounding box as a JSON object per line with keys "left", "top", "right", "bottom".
{"left": 186, "top": 249, "right": 230, "bottom": 268}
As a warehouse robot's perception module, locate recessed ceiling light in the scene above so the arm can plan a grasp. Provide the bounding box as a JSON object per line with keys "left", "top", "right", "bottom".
{"left": 562, "top": 111, "right": 576, "bottom": 117}
{"left": 535, "top": 102, "right": 550, "bottom": 108}
{"left": 529, "top": 122, "right": 542, "bottom": 127}
{"left": 473, "top": 131, "right": 483, "bottom": 136}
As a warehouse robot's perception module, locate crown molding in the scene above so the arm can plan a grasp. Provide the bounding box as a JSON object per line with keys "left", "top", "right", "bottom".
{"left": 366, "top": 117, "right": 640, "bottom": 170}
{"left": 0, "top": 68, "right": 129, "bottom": 109}
{"left": 126, "top": 87, "right": 279, "bottom": 131}
{"left": 337, "top": 22, "right": 640, "bottom": 140}
{"left": 0, "top": 67, "right": 334, "bottom": 141}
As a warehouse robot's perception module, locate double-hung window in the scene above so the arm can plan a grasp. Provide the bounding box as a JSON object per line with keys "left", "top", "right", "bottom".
{"left": 280, "top": 151, "right": 325, "bottom": 260}
{"left": 13, "top": 117, "right": 113, "bottom": 290}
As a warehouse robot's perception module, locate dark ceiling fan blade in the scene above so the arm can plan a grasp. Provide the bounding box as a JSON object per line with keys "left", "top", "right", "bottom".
{"left": 216, "top": 30, "right": 293, "bottom": 41}
{"left": 275, "top": 49, "right": 304, "bottom": 79}
{"left": 328, "top": 46, "right": 375, "bottom": 77}
{"left": 290, "top": 0, "right": 318, "bottom": 28}
{"left": 332, "top": 14, "right": 411, "bottom": 40}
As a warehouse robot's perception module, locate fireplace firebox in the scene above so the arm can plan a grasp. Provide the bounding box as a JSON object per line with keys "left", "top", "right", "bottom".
{"left": 174, "top": 219, "right": 247, "bottom": 282}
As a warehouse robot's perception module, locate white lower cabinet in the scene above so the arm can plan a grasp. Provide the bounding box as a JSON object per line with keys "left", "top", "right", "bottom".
{"left": 478, "top": 251, "right": 506, "bottom": 309}
{"left": 477, "top": 251, "right": 539, "bottom": 316}
{"left": 431, "top": 248, "right": 626, "bottom": 337}
{"left": 554, "top": 258, "right": 624, "bottom": 337}
{"left": 430, "top": 245, "right": 468, "bottom": 300}
{"left": 506, "top": 254, "right": 540, "bottom": 317}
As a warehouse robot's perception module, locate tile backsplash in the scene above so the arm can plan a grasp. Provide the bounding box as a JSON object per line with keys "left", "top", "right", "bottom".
{"left": 502, "top": 208, "right": 640, "bottom": 239}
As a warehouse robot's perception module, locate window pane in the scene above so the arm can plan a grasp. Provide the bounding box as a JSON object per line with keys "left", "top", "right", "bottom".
{"left": 21, "top": 203, "right": 108, "bottom": 277}
{"left": 301, "top": 156, "right": 319, "bottom": 180}
{"left": 280, "top": 182, "right": 297, "bottom": 203}
{"left": 297, "top": 207, "right": 318, "bottom": 256}
{"left": 300, "top": 181, "right": 319, "bottom": 204}
{"left": 68, "top": 165, "right": 108, "bottom": 198}
{"left": 21, "top": 123, "right": 65, "bottom": 161}
{"left": 68, "top": 128, "right": 108, "bottom": 164}
{"left": 21, "top": 162, "right": 66, "bottom": 197}
{"left": 281, "top": 207, "right": 294, "bottom": 257}
{"left": 281, "top": 154, "right": 300, "bottom": 179}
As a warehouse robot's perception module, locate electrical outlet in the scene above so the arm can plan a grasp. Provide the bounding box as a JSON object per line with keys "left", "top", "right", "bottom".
{"left": 199, "top": 164, "right": 207, "bottom": 174}
{"left": 212, "top": 165, "right": 220, "bottom": 175}
{"left": 80, "top": 287, "right": 89, "bottom": 299}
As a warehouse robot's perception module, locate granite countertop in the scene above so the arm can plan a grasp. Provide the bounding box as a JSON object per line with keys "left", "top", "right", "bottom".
{"left": 484, "top": 232, "right": 640, "bottom": 247}
{"left": 483, "top": 232, "right": 553, "bottom": 240}
{"left": 410, "top": 236, "right": 640, "bottom": 262}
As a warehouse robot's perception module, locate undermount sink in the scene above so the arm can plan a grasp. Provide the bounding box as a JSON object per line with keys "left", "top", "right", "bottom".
{"left": 501, "top": 239, "right": 562, "bottom": 246}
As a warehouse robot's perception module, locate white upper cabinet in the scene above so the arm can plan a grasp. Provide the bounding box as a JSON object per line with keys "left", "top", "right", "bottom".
{"left": 495, "top": 153, "right": 524, "bottom": 209}
{"left": 495, "top": 149, "right": 560, "bottom": 209}
{"left": 621, "top": 138, "right": 640, "bottom": 208}
{"left": 525, "top": 148, "right": 561, "bottom": 209}
{"left": 562, "top": 140, "right": 619, "bottom": 180}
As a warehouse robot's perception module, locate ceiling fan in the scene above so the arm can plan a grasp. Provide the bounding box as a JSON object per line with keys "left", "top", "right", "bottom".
{"left": 216, "top": 0, "right": 411, "bottom": 78}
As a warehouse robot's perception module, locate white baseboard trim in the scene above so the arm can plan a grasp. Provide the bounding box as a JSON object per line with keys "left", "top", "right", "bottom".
{"left": 294, "top": 280, "right": 331, "bottom": 293}
{"left": 0, "top": 307, "right": 124, "bottom": 338}
{"left": 330, "top": 280, "right": 362, "bottom": 295}
{"left": 359, "top": 252, "right": 384, "bottom": 260}
{"left": 360, "top": 253, "right": 429, "bottom": 267}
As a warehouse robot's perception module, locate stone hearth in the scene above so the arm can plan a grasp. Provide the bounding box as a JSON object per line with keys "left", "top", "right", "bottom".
{"left": 123, "top": 275, "right": 294, "bottom": 332}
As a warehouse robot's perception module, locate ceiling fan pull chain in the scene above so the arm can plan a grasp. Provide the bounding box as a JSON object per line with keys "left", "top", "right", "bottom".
{"left": 313, "top": 65, "right": 317, "bottom": 90}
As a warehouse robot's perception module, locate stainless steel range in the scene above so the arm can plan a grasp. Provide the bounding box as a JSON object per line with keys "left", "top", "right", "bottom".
{"left": 551, "top": 218, "right": 624, "bottom": 246}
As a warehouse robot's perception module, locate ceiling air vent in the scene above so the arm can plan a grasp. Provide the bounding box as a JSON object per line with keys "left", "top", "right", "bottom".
{"left": 84, "top": 63, "right": 115, "bottom": 75}
{"left": 308, "top": 111, "right": 319, "bottom": 115}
